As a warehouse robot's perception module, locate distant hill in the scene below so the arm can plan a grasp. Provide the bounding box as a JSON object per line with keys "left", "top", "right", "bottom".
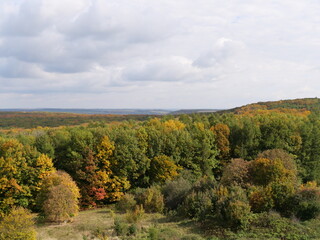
{"left": 0, "top": 108, "right": 172, "bottom": 115}
{"left": 0, "top": 108, "right": 224, "bottom": 116}
{"left": 0, "top": 112, "right": 153, "bottom": 129}
{"left": 170, "top": 109, "right": 222, "bottom": 115}
{"left": 1, "top": 98, "right": 319, "bottom": 128}
{"left": 221, "top": 98, "right": 320, "bottom": 114}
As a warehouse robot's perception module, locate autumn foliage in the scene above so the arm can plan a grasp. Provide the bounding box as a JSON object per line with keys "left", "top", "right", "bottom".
{"left": 37, "top": 171, "right": 80, "bottom": 223}
{"left": 0, "top": 207, "right": 36, "bottom": 240}
{"left": 1, "top": 99, "right": 320, "bottom": 232}
{"left": 0, "top": 138, "right": 54, "bottom": 216}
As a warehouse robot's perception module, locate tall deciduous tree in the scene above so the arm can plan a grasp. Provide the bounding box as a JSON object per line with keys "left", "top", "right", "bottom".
{"left": 211, "top": 123, "right": 230, "bottom": 160}
{"left": 149, "top": 155, "right": 180, "bottom": 184}
{"left": 0, "top": 138, "right": 54, "bottom": 216}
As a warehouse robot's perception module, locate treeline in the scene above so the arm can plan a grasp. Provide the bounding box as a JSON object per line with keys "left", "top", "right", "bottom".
{"left": 1, "top": 109, "right": 320, "bottom": 238}
{"left": 227, "top": 97, "right": 320, "bottom": 114}
{"left": 0, "top": 112, "right": 151, "bottom": 128}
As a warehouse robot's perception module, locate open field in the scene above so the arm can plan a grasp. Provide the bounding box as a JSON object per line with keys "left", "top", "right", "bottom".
{"left": 36, "top": 207, "right": 206, "bottom": 240}
{"left": 36, "top": 207, "right": 320, "bottom": 240}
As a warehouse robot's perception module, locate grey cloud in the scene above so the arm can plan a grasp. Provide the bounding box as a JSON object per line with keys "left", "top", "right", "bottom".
{"left": 0, "top": 0, "right": 51, "bottom": 37}
{"left": 0, "top": 32, "right": 96, "bottom": 73}
{"left": 0, "top": 0, "right": 179, "bottom": 75}
{"left": 58, "top": 1, "right": 177, "bottom": 43}
{"left": 193, "top": 39, "right": 245, "bottom": 68}
{"left": 0, "top": 77, "right": 105, "bottom": 94}
{"left": 122, "top": 57, "right": 197, "bottom": 82}
{"left": 0, "top": 32, "right": 64, "bottom": 63}
{"left": 0, "top": 58, "right": 46, "bottom": 78}
{"left": 0, "top": 0, "right": 320, "bottom": 108}
{"left": 42, "top": 59, "right": 94, "bottom": 74}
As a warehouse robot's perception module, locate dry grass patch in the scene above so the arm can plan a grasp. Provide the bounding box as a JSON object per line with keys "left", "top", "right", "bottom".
{"left": 36, "top": 208, "right": 114, "bottom": 240}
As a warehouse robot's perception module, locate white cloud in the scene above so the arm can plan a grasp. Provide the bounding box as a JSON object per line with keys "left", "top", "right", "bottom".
{"left": 0, "top": 0, "right": 320, "bottom": 108}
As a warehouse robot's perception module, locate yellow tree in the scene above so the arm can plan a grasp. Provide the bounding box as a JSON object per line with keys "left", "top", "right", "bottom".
{"left": 0, "top": 138, "right": 55, "bottom": 215}
{"left": 0, "top": 207, "right": 36, "bottom": 240}
{"left": 95, "top": 136, "right": 130, "bottom": 202}
{"left": 149, "top": 155, "right": 180, "bottom": 184}
{"left": 248, "top": 155, "right": 297, "bottom": 213}
{"left": 210, "top": 123, "right": 230, "bottom": 160}
{"left": 163, "top": 119, "right": 186, "bottom": 132}
{"left": 37, "top": 171, "right": 80, "bottom": 223}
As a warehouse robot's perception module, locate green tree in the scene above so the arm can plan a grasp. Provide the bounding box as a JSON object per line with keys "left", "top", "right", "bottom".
{"left": 109, "top": 127, "right": 150, "bottom": 187}
{"left": 299, "top": 115, "right": 320, "bottom": 183}
{"left": 230, "top": 117, "right": 261, "bottom": 159}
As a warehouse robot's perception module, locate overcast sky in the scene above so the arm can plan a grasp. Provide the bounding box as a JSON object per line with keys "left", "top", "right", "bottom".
{"left": 0, "top": 0, "right": 319, "bottom": 109}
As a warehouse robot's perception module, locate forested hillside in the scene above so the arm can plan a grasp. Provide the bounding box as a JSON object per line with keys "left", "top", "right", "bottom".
{"left": 0, "top": 112, "right": 151, "bottom": 128}
{"left": 1, "top": 98, "right": 320, "bottom": 239}
{"left": 226, "top": 97, "right": 320, "bottom": 114}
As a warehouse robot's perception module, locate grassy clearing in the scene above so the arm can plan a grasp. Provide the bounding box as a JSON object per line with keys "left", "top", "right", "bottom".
{"left": 36, "top": 207, "right": 206, "bottom": 240}
{"left": 36, "top": 207, "right": 320, "bottom": 240}
{"left": 36, "top": 208, "right": 114, "bottom": 240}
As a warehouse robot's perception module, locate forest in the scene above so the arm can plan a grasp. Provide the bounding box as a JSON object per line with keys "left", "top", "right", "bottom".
{"left": 0, "top": 112, "right": 151, "bottom": 129}
{"left": 1, "top": 98, "right": 320, "bottom": 239}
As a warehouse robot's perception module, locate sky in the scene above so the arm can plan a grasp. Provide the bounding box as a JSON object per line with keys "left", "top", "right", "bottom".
{"left": 0, "top": 0, "right": 320, "bottom": 109}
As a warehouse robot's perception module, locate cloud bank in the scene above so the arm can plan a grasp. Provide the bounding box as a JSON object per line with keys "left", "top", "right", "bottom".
{"left": 0, "top": 0, "right": 319, "bottom": 108}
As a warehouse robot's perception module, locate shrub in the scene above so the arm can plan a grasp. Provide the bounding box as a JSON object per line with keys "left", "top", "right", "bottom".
{"left": 191, "top": 176, "right": 217, "bottom": 193}
{"left": 114, "top": 217, "right": 129, "bottom": 236}
{"left": 181, "top": 235, "right": 205, "bottom": 240}
{"left": 257, "top": 149, "right": 297, "bottom": 173}
{"left": 249, "top": 186, "right": 274, "bottom": 213}
{"left": 270, "top": 180, "right": 295, "bottom": 212}
{"left": 135, "top": 186, "right": 164, "bottom": 213}
{"left": 114, "top": 217, "right": 138, "bottom": 237}
{"left": 0, "top": 207, "right": 36, "bottom": 240}
{"left": 249, "top": 153, "right": 298, "bottom": 188}
{"left": 148, "top": 227, "right": 160, "bottom": 240}
{"left": 125, "top": 204, "right": 145, "bottom": 224}
{"left": 115, "top": 193, "right": 136, "bottom": 212}
{"left": 148, "top": 226, "right": 182, "bottom": 240}
{"left": 249, "top": 158, "right": 282, "bottom": 186}
{"left": 37, "top": 171, "right": 80, "bottom": 223}
{"left": 148, "top": 226, "right": 204, "bottom": 240}
{"left": 215, "top": 186, "right": 252, "bottom": 229}
{"left": 128, "top": 223, "right": 138, "bottom": 236}
{"left": 247, "top": 153, "right": 297, "bottom": 215}
{"left": 258, "top": 149, "right": 298, "bottom": 184}
{"left": 251, "top": 211, "right": 313, "bottom": 240}
{"left": 180, "top": 190, "right": 214, "bottom": 221}
{"left": 286, "top": 182, "right": 320, "bottom": 220}
{"left": 162, "top": 177, "right": 192, "bottom": 210}
{"left": 220, "top": 158, "right": 250, "bottom": 188}
{"left": 42, "top": 184, "right": 79, "bottom": 223}
{"left": 92, "top": 228, "right": 109, "bottom": 240}
{"left": 249, "top": 181, "right": 295, "bottom": 215}
{"left": 179, "top": 177, "right": 217, "bottom": 221}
